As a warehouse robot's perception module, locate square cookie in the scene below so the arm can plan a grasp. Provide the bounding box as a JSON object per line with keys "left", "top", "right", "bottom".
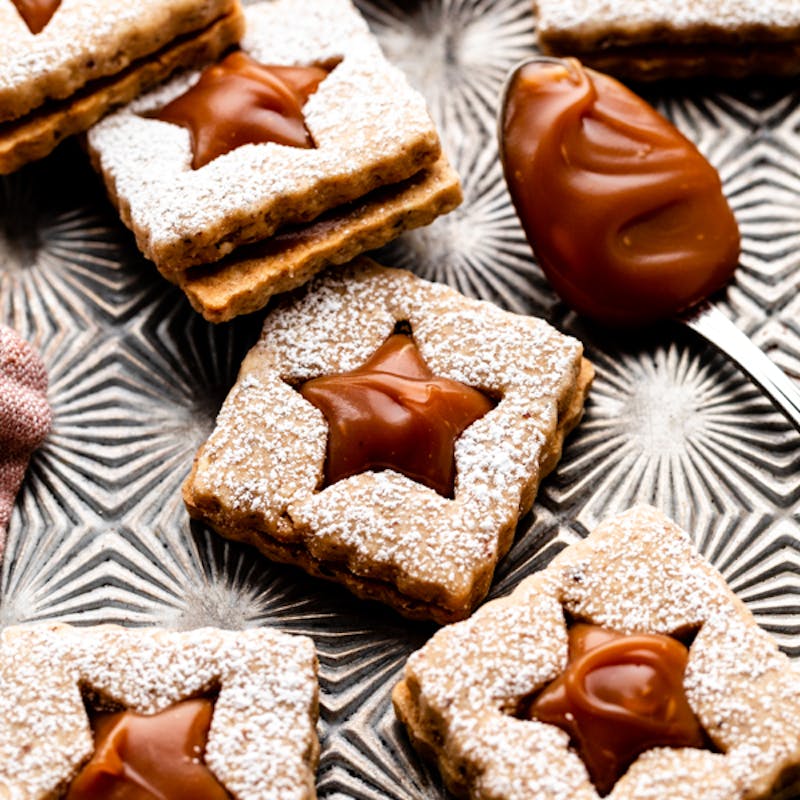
{"left": 536, "top": 0, "right": 800, "bottom": 79}
{"left": 393, "top": 505, "right": 800, "bottom": 799}
{"left": 87, "top": 0, "right": 443, "bottom": 275}
{"left": 184, "top": 258, "right": 593, "bottom": 623}
{"left": 0, "top": 623, "right": 319, "bottom": 799}
{"left": 0, "top": 0, "right": 244, "bottom": 173}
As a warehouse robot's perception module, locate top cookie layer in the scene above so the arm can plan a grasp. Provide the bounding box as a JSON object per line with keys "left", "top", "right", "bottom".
{"left": 537, "top": 0, "right": 800, "bottom": 48}
{"left": 87, "top": 0, "right": 441, "bottom": 273}
{"left": 0, "top": 0, "right": 239, "bottom": 122}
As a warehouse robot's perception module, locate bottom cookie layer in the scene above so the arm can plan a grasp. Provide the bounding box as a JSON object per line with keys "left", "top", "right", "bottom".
{"left": 175, "top": 154, "right": 463, "bottom": 322}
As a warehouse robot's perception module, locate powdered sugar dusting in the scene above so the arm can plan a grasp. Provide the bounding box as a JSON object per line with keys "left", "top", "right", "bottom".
{"left": 397, "top": 505, "right": 800, "bottom": 799}
{"left": 188, "top": 260, "right": 586, "bottom": 617}
{"left": 0, "top": 623, "right": 318, "bottom": 800}
{"left": 536, "top": 0, "right": 800, "bottom": 44}
{"left": 87, "top": 0, "right": 439, "bottom": 270}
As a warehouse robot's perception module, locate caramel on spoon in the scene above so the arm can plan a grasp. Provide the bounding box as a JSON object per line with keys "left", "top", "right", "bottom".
{"left": 499, "top": 57, "right": 800, "bottom": 431}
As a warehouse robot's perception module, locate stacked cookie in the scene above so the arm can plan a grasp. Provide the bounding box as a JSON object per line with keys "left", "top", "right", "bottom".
{"left": 0, "top": 0, "right": 244, "bottom": 172}
{"left": 85, "top": 0, "right": 462, "bottom": 321}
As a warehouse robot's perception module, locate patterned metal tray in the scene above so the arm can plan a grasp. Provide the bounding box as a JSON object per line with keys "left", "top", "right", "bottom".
{"left": 2, "top": 0, "right": 800, "bottom": 796}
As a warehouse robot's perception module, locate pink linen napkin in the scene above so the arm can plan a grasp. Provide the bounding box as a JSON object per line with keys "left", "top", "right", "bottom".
{"left": 0, "top": 325, "right": 51, "bottom": 555}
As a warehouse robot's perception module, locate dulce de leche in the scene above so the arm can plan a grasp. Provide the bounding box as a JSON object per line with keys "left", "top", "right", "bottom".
{"left": 300, "top": 333, "right": 494, "bottom": 498}
{"left": 501, "top": 59, "right": 740, "bottom": 326}
{"left": 527, "top": 623, "right": 707, "bottom": 795}
{"left": 66, "top": 698, "right": 230, "bottom": 800}
{"left": 11, "top": 0, "right": 61, "bottom": 34}
{"left": 154, "top": 52, "right": 329, "bottom": 169}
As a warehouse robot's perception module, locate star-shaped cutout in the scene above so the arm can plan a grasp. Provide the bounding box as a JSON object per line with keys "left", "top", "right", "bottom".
{"left": 12, "top": 0, "right": 61, "bottom": 34}
{"left": 526, "top": 623, "right": 708, "bottom": 795}
{"left": 66, "top": 697, "right": 230, "bottom": 800}
{"left": 152, "top": 51, "right": 330, "bottom": 169}
{"left": 299, "top": 332, "right": 494, "bottom": 498}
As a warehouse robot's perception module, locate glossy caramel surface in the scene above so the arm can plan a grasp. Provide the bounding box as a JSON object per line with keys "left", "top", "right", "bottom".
{"left": 66, "top": 698, "right": 230, "bottom": 800}
{"left": 153, "top": 52, "right": 329, "bottom": 169}
{"left": 501, "top": 59, "right": 740, "bottom": 326}
{"left": 300, "top": 333, "right": 494, "bottom": 497}
{"left": 12, "top": 0, "right": 60, "bottom": 34}
{"left": 528, "top": 623, "right": 706, "bottom": 795}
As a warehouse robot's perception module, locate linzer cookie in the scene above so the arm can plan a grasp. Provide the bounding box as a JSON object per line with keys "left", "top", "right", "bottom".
{"left": 536, "top": 0, "right": 800, "bottom": 79}
{"left": 87, "top": 0, "right": 460, "bottom": 320}
{"left": 0, "top": 0, "right": 244, "bottom": 173}
{"left": 393, "top": 505, "right": 800, "bottom": 799}
{"left": 183, "top": 259, "right": 593, "bottom": 623}
{"left": 0, "top": 623, "right": 319, "bottom": 799}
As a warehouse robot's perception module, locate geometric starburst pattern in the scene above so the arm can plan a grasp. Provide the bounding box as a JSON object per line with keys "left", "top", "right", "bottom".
{"left": 4, "top": 0, "right": 800, "bottom": 798}
{"left": 374, "top": 135, "right": 556, "bottom": 316}
{"left": 0, "top": 142, "right": 157, "bottom": 331}
{"left": 547, "top": 337, "right": 800, "bottom": 527}
{"left": 354, "top": 0, "right": 536, "bottom": 141}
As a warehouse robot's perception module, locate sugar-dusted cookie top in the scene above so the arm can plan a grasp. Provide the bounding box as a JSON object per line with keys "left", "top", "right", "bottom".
{"left": 394, "top": 505, "right": 800, "bottom": 799}
{"left": 184, "top": 259, "right": 592, "bottom": 622}
{"left": 87, "top": 0, "right": 441, "bottom": 272}
{"left": 538, "top": 0, "right": 800, "bottom": 43}
{"left": 0, "top": 0, "right": 240, "bottom": 122}
{"left": 0, "top": 624, "right": 319, "bottom": 800}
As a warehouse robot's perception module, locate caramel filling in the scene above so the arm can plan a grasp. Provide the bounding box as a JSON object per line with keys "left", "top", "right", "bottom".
{"left": 152, "top": 51, "right": 329, "bottom": 169}
{"left": 300, "top": 332, "right": 494, "bottom": 497}
{"left": 11, "top": 0, "right": 60, "bottom": 34}
{"left": 526, "top": 624, "right": 707, "bottom": 795}
{"left": 66, "top": 698, "right": 230, "bottom": 800}
{"left": 501, "top": 58, "right": 740, "bottom": 326}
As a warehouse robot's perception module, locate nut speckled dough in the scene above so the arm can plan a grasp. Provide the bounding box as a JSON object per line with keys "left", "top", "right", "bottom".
{"left": 0, "top": 0, "right": 244, "bottom": 173}
{"left": 178, "top": 154, "right": 462, "bottom": 322}
{"left": 393, "top": 505, "right": 800, "bottom": 800}
{"left": 536, "top": 0, "right": 800, "bottom": 79}
{"left": 88, "top": 0, "right": 443, "bottom": 274}
{"left": 0, "top": 624, "right": 319, "bottom": 800}
{"left": 184, "top": 260, "right": 593, "bottom": 623}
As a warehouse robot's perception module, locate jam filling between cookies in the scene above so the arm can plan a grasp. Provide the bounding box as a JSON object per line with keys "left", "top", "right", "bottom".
{"left": 299, "top": 330, "right": 495, "bottom": 498}
{"left": 152, "top": 51, "right": 332, "bottom": 169}
{"left": 66, "top": 697, "right": 231, "bottom": 800}
{"left": 500, "top": 58, "right": 740, "bottom": 326}
{"left": 11, "top": 0, "right": 61, "bottom": 34}
{"left": 522, "top": 623, "right": 709, "bottom": 795}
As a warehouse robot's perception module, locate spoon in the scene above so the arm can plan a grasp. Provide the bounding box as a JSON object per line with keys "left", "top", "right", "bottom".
{"left": 497, "top": 56, "right": 800, "bottom": 432}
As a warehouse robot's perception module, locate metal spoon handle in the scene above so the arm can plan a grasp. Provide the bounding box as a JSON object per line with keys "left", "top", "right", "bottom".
{"left": 681, "top": 301, "right": 800, "bottom": 432}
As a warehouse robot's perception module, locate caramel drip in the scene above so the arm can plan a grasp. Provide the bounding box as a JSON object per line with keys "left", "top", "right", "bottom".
{"left": 66, "top": 698, "right": 230, "bottom": 800}
{"left": 12, "top": 0, "right": 61, "bottom": 34}
{"left": 153, "top": 51, "right": 329, "bottom": 169}
{"left": 501, "top": 59, "right": 740, "bottom": 326}
{"left": 300, "top": 333, "right": 494, "bottom": 497}
{"left": 528, "top": 624, "right": 707, "bottom": 795}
